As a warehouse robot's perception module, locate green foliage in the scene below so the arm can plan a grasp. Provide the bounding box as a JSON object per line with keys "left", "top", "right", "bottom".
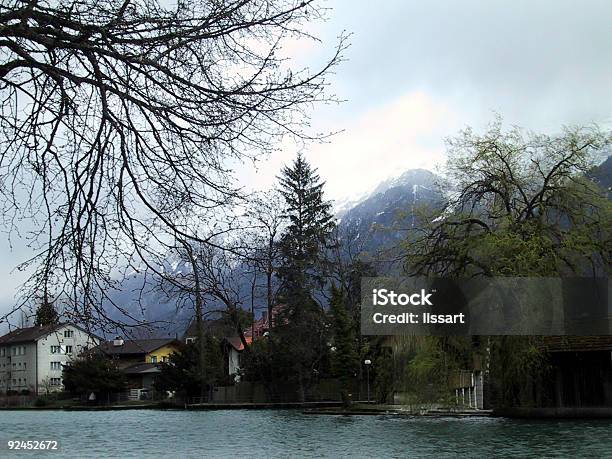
{"left": 155, "top": 339, "right": 227, "bottom": 398}
{"left": 240, "top": 299, "right": 331, "bottom": 400}
{"left": 329, "top": 285, "right": 358, "bottom": 386}
{"left": 34, "top": 299, "right": 59, "bottom": 326}
{"left": 400, "top": 120, "right": 611, "bottom": 408}
{"left": 403, "top": 122, "right": 611, "bottom": 278}
{"left": 62, "top": 355, "right": 127, "bottom": 396}
{"left": 393, "top": 336, "right": 475, "bottom": 405}
{"left": 277, "top": 152, "right": 335, "bottom": 297}
{"left": 373, "top": 347, "right": 393, "bottom": 404}
{"left": 488, "top": 336, "right": 550, "bottom": 407}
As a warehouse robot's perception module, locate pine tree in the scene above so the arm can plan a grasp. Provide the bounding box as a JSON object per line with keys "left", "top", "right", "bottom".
{"left": 273, "top": 153, "right": 335, "bottom": 401}
{"left": 35, "top": 297, "right": 59, "bottom": 326}
{"left": 277, "top": 153, "right": 335, "bottom": 299}
{"left": 330, "top": 284, "right": 359, "bottom": 403}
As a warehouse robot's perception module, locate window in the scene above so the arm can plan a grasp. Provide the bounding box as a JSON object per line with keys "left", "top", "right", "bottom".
{"left": 50, "top": 362, "right": 62, "bottom": 371}
{"left": 185, "top": 338, "right": 195, "bottom": 344}
{"left": 64, "top": 330, "right": 74, "bottom": 338}
{"left": 65, "top": 345, "right": 73, "bottom": 355}
{"left": 23, "top": 363, "right": 26, "bottom": 369}
{"left": 50, "top": 378, "right": 62, "bottom": 386}
{"left": 12, "top": 347, "right": 16, "bottom": 356}
{"left": 21, "top": 346, "right": 26, "bottom": 355}
{"left": 161, "top": 356, "right": 169, "bottom": 363}
{"left": 0, "top": 348, "right": 4, "bottom": 357}
{"left": 51, "top": 345, "right": 61, "bottom": 354}
{"left": 150, "top": 356, "right": 157, "bottom": 363}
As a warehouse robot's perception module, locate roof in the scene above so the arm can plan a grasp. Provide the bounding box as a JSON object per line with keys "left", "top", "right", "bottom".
{"left": 122, "top": 363, "right": 161, "bottom": 375}
{"left": 224, "top": 336, "right": 253, "bottom": 352}
{"left": 543, "top": 336, "right": 612, "bottom": 353}
{"left": 95, "top": 338, "right": 180, "bottom": 356}
{"left": 243, "top": 304, "right": 286, "bottom": 339}
{"left": 0, "top": 322, "right": 98, "bottom": 345}
{"left": 183, "top": 318, "right": 236, "bottom": 340}
{"left": 183, "top": 305, "right": 286, "bottom": 341}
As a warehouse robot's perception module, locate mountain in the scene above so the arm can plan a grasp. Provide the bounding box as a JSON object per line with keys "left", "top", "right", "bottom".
{"left": 588, "top": 155, "right": 612, "bottom": 197}
{"left": 97, "top": 158, "right": 612, "bottom": 335}
{"left": 337, "top": 169, "right": 443, "bottom": 258}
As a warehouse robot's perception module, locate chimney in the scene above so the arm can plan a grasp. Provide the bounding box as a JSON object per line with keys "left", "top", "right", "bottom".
{"left": 112, "top": 337, "right": 124, "bottom": 347}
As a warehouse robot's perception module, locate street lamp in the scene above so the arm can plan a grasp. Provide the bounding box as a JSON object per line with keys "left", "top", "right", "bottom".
{"left": 364, "top": 359, "right": 372, "bottom": 402}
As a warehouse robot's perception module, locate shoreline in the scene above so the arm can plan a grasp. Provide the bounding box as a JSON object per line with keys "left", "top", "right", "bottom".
{"left": 3, "top": 403, "right": 611, "bottom": 419}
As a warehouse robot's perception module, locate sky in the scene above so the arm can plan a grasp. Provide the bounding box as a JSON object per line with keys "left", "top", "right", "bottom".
{"left": 2, "top": 0, "right": 612, "bottom": 323}
{"left": 237, "top": 0, "right": 612, "bottom": 201}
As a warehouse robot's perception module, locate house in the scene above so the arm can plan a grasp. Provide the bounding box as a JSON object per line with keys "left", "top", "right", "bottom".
{"left": 182, "top": 307, "right": 286, "bottom": 381}
{"left": 0, "top": 323, "right": 100, "bottom": 395}
{"left": 223, "top": 336, "right": 252, "bottom": 380}
{"left": 182, "top": 319, "right": 248, "bottom": 381}
{"left": 539, "top": 336, "right": 612, "bottom": 409}
{"left": 94, "top": 337, "right": 181, "bottom": 389}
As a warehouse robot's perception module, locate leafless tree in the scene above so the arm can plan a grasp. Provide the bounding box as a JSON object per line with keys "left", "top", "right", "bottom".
{"left": 243, "top": 189, "right": 285, "bottom": 328}
{"left": 0, "top": 0, "right": 347, "bottom": 328}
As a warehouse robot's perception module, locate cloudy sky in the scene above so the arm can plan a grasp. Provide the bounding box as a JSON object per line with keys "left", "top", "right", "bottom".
{"left": 238, "top": 0, "right": 612, "bottom": 201}
{"left": 1, "top": 0, "right": 611, "bottom": 322}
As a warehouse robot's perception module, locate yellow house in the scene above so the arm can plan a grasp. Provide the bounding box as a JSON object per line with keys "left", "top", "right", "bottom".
{"left": 146, "top": 342, "right": 181, "bottom": 364}
{"left": 96, "top": 338, "right": 182, "bottom": 390}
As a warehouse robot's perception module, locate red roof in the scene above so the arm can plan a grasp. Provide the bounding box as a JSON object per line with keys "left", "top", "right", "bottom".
{"left": 225, "top": 336, "right": 253, "bottom": 352}
{"left": 243, "top": 304, "right": 286, "bottom": 339}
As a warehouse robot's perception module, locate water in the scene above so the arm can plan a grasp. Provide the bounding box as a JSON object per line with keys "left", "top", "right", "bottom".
{"left": 0, "top": 409, "right": 610, "bottom": 458}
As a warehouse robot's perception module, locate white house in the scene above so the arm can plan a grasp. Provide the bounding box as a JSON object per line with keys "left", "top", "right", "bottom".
{"left": 0, "top": 323, "right": 100, "bottom": 395}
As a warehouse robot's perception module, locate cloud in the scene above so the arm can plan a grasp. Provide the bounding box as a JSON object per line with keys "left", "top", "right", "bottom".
{"left": 236, "top": 91, "right": 461, "bottom": 202}
{"left": 309, "top": 91, "right": 460, "bottom": 200}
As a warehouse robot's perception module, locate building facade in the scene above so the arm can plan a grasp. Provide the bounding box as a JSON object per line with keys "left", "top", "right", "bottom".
{"left": 94, "top": 338, "right": 181, "bottom": 390}
{"left": 0, "top": 323, "right": 100, "bottom": 395}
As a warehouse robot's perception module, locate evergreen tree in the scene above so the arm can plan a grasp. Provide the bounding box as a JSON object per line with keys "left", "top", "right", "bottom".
{"left": 34, "top": 297, "right": 59, "bottom": 326}
{"left": 329, "top": 284, "right": 359, "bottom": 403}
{"left": 277, "top": 153, "right": 335, "bottom": 299}
{"left": 155, "top": 340, "right": 228, "bottom": 400}
{"left": 62, "top": 355, "right": 127, "bottom": 398}
{"left": 269, "top": 154, "right": 335, "bottom": 400}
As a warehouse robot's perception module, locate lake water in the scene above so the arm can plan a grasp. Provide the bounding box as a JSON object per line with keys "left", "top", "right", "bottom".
{"left": 0, "top": 409, "right": 611, "bottom": 458}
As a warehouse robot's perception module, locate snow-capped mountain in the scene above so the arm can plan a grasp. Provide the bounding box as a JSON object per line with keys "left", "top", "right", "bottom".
{"left": 336, "top": 169, "right": 443, "bottom": 258}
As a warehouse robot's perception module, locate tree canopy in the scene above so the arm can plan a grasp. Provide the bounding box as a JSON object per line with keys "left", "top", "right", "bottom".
{"left": 398, "top": 119, "right": 611, "bottom": 408}
{"left": 34, "top": 297, "right": 59, "bottom": 326}
{"left": 62, "top": 355, "right": 127, "bottom": 396}
{"left": 403, "top": 120, "right": 611, "bottom": 277}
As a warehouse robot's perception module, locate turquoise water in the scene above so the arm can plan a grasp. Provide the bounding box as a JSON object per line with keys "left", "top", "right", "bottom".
{"left": 0, "top": 409, "right": 611, "bottom": 458}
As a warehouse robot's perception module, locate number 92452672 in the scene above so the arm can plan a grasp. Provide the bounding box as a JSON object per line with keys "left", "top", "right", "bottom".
{"left": 7, "top": 440, "right": 59, "bottom": 450}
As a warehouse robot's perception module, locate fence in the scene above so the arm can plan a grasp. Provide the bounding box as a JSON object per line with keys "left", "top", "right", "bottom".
{"left": 186, "top": 378, "right": 368, "bottom": 405}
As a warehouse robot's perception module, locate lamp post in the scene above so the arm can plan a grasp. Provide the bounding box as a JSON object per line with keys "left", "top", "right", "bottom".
{"left": 364, "top": 359, "right": 372, "bottom": 402}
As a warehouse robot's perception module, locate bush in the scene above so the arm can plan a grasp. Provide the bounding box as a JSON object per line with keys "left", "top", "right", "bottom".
{"left": 20, "top": 389, "right": 30, "bottom": 396}
{"left": 54, "top": 391, "right": 73, "bottom": 400}
{"left": 34, "top": 397, "right": 47, "bottom": 407}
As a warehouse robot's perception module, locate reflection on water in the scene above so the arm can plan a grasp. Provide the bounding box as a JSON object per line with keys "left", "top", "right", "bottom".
{"left": 1, "top": 409, "right": 611, "bottom": 458}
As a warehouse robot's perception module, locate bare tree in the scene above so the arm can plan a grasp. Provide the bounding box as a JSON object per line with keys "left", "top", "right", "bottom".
{"left": 244, "top": 190, "right": 285, "bottom": 328}
{"left": 0, "top": 0, "right": 347, "bottom": 328}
